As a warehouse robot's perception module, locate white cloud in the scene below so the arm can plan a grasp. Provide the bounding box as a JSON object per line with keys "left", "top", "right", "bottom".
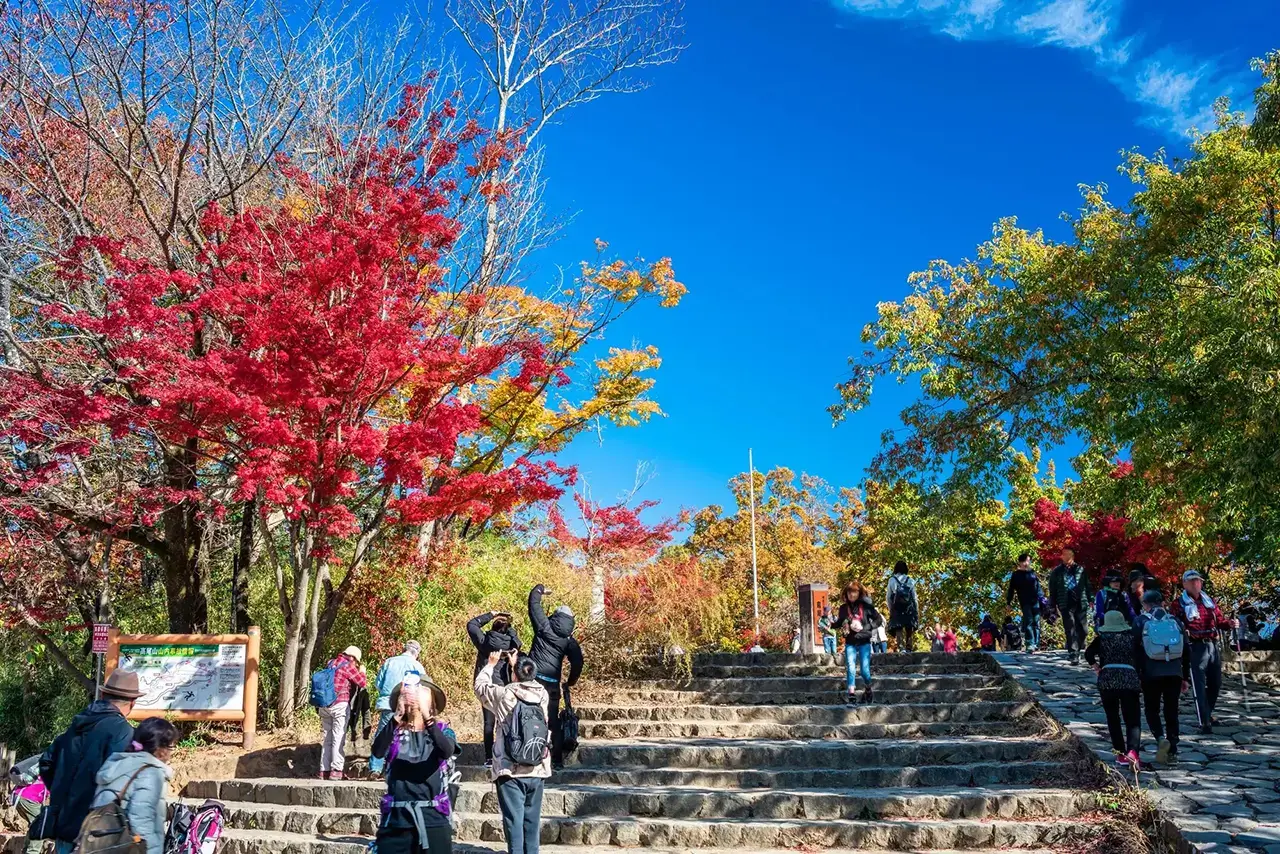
{"left": 1014, "top": 0, "right": 1111, "bottom": 52}
{"left": 830, "top": 0, "right": 1239, "bottom": 134}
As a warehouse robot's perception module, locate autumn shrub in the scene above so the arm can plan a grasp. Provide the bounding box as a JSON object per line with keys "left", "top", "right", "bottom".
{"left": 605, "top": 554, "right": 736, "bottom": 654}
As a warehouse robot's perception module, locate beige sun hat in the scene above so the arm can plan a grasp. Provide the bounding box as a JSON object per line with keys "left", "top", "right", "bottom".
{"left": 1098, "top": 610, "right": 1131, "bottom": 633}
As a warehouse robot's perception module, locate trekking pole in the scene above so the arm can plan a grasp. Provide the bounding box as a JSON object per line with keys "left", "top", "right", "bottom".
{"left": 1230, "top": 625, "right": 1251, "bottom": 714}
{"left": 1188, "top": 665, "right": 1204, "bottom": 729}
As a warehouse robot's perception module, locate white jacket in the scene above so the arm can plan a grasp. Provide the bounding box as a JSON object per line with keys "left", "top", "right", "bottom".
{"left": 474, "top": 662, "right": 552, "bottom": 781}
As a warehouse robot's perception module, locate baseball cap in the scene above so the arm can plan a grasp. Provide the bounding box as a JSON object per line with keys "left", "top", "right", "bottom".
{"left": 1182, "top": 570, "right": 1204, "bottom": 582}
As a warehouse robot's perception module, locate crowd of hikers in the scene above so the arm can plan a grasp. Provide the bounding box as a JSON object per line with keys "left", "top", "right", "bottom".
{"left": 8, "top": 557, "right": 1251, "bottom": 853}
{"left": 823, "top": 549, "right": 1243, "bottom": 771}
{"left": 7, "top": 583, "right": 582, "bottom": 854}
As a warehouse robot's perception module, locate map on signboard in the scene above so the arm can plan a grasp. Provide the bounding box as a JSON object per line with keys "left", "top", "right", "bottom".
{"left": 118, "top": 643, "right": 246, "bottom": 711}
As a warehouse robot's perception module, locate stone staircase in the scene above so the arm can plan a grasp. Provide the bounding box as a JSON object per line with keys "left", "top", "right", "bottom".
{"left": 183, "top": 652, "right": 1108, "bottom": 853}
{"left": 1224, "top": 649, "right": 1280, "bottom": 688}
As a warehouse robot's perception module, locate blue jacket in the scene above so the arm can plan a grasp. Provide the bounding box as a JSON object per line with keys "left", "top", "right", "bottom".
{"left": 374, "top": 653, "right": 423, "bottom": 711}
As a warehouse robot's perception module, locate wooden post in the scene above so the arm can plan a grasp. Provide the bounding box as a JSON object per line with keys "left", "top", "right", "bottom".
{"left": 243, "top": 626, "right": 261, "bottom": 750}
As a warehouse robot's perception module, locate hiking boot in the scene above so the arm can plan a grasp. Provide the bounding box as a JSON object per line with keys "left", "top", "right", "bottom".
{"left": 330, "top": 771, "right": 346, "bottom": 781}
{"left": 1199, "top": 724, "right": 1214, "bottom": 735}
{"left": 1155, "top": 738, "right": 1171, "bottom": 765}
{"left": 844, "top": 692, "right": 858, "bottom": 706}
{"left": 483, "top": 759, "right": 494, "bottom": 773}
{"left": 1114, "top": 752, "right": 1132, "bottom": 768}
{"left": 1167, "top": 748, "right": 1179, "bottom": 764}
{"left": 862, "top": 686, "right": 873, "bottom": 705}
{"left": 317, "top": 771, "right": 330, "bottom": 781}
{"left": 1126, "top": 750, "right": 1141, "bottom": 770}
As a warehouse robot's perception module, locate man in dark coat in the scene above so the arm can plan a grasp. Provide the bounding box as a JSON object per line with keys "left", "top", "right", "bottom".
{"left": 1048, "top": 546, "right": 1093, "bottom": 665}
{"left": 1005, "top": 553, "right": 1043, "bottom": 652}
{"left": 467, "top": 610, "right": 523, "bottom": 765}
{"left": 885, "top": 561, "right": 919, "bottom": 651}
{"left": 40, "top": 670, "right": 141, "bottom": 853}
{"left": 528, "top": 584, "right": 584, "bottom": 768}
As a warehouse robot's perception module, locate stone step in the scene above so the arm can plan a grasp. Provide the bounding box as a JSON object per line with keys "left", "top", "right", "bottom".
{"left": 693, "top": 651, "right": 991, "bottom": 667}
{"left": 206, "top": 811, "right": 1099, "bottom": 850}
{"left": 576, "top": 718, "right": 1027, "bottom": 741}
{"left": 208, "top": 830, "right": 1067, "bottom": 854}
{"left": 453, "top": 760, "right": 1070, "bottom": 790}
{"left": 576, "top": 700, "right": 1034, "bottom": 724}
{"left": 601, "top": 687, "right": 1007, "bottom": 706}
{"left": 546, "top": 736, "right": 1059, "bottom": 771}
{"left": 191, "top": 784, "right": 1090, "bottom": 830}
{"left": 693, "top": 663, "right": 993, "bottom": 678}
{"left": 624, "top": 675, "right": 1003, "bottom": 692}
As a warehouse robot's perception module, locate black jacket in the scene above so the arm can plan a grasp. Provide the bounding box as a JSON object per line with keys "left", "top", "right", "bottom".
{"left": 836, "top": 596, "right": 884, "bottom": 646}
{"left": 528, "top": 586, "right": 583, "bottom": 685}
{"left": 467, "top": 612, "right": 523, "bottom": 679}
{"left": 372, "top": 721, "right": 457, "bottom": 830}
{"left": 1048, "top": 563, "right": 1092, "bottom": 612}
{"left": 1006, "top": 569, "right": 1043, "bottom": 610}
{"left": 40, "top": 700, "right": 135, "bottom": 842}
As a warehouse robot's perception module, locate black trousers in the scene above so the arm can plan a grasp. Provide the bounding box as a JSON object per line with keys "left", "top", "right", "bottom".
{"left": 1100, "top": 688, "right": 1141, "bottom": 754}
{"left": 1142, "top": 675, "right": 1182, "bottom": 747}
{"left": 1188, "top": 640, "right": 1222, "bottom": 726}
{"left": 376, "top": 823, "right": 452, "bottom": 854}
{"left": 1061, "top": 608, "right": 1086, "bottom": 656}
{"left": 541, "top": 680, "right": 564, "bottom": 765}
{"left": 891, "top": 626, "right": 915, "bottom": 652}
{"left": 483, "top": 708, "right": 498, "bottom": 762}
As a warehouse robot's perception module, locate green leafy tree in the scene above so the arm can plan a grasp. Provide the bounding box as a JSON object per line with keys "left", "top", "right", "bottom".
{"left": 835, "top": 53, "right": 1280, "bottom": 566}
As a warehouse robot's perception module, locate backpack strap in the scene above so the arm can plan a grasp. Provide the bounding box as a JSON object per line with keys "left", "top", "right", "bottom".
{"left": 111, "top": 765, "right": 153, "bottom": 803}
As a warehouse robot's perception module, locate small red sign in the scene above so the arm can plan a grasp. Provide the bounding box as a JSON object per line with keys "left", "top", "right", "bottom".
{"left": 92, "top": 624, "right": 112, "bottom": 654}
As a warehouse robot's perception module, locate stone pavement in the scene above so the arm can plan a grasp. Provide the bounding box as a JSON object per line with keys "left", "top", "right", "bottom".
{"left": 997, "top": 649, "right": 1280, "bottom": 854}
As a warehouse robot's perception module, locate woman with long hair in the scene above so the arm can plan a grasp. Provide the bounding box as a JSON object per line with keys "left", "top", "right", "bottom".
{"left": 371, "top": 675, "right": 457, "bottom": 854}
{"left": 835, "top": 581, "right": 884, "bottom": 705}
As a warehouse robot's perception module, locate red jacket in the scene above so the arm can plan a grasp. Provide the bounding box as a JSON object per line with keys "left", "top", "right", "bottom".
{"left": 1176, "top": 592, "right": 1232, "bottom": 641}
{"left": 328, "top": 654, "right": 367, "bottom": 704}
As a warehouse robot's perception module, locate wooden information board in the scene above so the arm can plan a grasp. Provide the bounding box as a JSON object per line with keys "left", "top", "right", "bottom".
{"left": 105, "top": 627, "right": 261, "bottom": 749}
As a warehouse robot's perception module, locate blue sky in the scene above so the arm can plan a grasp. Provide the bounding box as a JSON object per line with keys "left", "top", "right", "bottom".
{"left": 523, "top": 0, "right": 1279, "bottom": 519}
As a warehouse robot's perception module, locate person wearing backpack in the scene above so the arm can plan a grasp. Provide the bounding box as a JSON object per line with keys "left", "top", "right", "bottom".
{"left": 977, "top": 615, "right": 1001, "bottom": 652}
{"left": 527, "top": 585, "right": 583, "bottom": 769}
{"left": 81, "top": 717, "right": 178, "bottom": 854}
{"left": 1176, "top": 569, "right": 1239, "bottom": 735}
{"left": 1094, "top": 569, "right": 1135, "bottom": 627}
{"left": 1135, "top": 588, "right": 1190, "bottom": 765}
{"left": 9, "top": 755, "right": 48, "bottom": 854}
{"left": 314, "top": 646, "right": 367, "bottom": 781}
{"left": 474, "top": 650, "right": 551, "bottom": 854}
{"left": 467, "top": 611, "right": 523, "bottom": 769}
{"left": 1048, "top": 547, "right": 1092, "bottom": 664}
{"left": 1002, "top": 616, "right": 1022, "bottom": 651}
{"left": 371, "top": 675, "right": 457, "bottom": 854}
{"left": 835, "top": 582, "right": 884, "bottom": 705}
{"left": 885, "top": 561, "right": 919, "bottom": 652}
{"left": 40, "top": 669, "right": 141, "bottom": 854}
{"left": 1084, "top": 609, "right": 1144, "bottom": 770}
{"left": 1005, "top": 553, "right": 1043, "bottom": 652}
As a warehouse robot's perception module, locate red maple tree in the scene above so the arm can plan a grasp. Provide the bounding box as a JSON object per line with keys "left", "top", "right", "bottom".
{"left": 549, "top": 493, "right": 682, "bottom": 623}
{"left": 1029, "top": 498, "right": 1181, "bottom": 588}
{"left": 0, "top": 88, "right": 571, "bottom": 715}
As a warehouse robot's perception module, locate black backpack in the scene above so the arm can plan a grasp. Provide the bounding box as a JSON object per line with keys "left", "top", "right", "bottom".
{"left": 560, "top": 685, "right": 580, "bottom": 756}
{"left": 1102, "top": 588, "right": 1127, "bottom": 619}
{"left": 505, "top": 699, "right": 550, "bottom": 767}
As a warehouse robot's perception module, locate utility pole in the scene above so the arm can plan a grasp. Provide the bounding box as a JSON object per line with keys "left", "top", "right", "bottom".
{"left": 749, "top": 449, "right": 760, "bottom": 644}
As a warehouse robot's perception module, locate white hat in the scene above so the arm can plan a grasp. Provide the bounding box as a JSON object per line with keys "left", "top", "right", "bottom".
{"left": 343, "top": 645, "right": 363, "bottom": 663}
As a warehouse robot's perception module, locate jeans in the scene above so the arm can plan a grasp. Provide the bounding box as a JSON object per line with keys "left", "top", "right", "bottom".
{"left": 1021, "top": 607, "right": 1041, "bottom": 650}
{"left": 843, "top": 642, "right": 872, "bottom": 692}
{"left": 822, "top": 636, "right": 837, "bottom": 655}
{"left": 538, "top": 678, "right": 564, "bottom": 765}
{"left": 15, "top": 798, "right": 43, "bottom": 854}
{"left": 1100, "top": 688, "right": 1141, "bottom": 754}
{"left": 1143, "top": 675, "right": 1182, "bottom": 748}
{"left": 367, "top": 709, "right": 394, "bottom": 774}
{"left": 496, "top": 776, "right": 544, "bottom": 854}
{"left": 1188, "top": 640, "right": 1222, "bottom": 726}
{"left": 1061, "top": 608, "right": 1086, "bottom": 657}
{"left": 319, "top": 700, "right": 350, "bottom": 773}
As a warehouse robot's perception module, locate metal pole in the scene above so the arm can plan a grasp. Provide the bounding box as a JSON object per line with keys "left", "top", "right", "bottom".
{"left": 749, "top": 448, "right": 760, "bottom": 643}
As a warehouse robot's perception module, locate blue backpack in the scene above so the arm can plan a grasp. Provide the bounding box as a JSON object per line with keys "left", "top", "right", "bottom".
{"left": 309, "top": 663, "right": 338, "bottom": 708}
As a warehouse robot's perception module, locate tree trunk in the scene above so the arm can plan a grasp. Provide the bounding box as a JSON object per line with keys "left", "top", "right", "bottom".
{"left": 161, "top": 443, "right": 209, "bottom": 632}
{"left": 591, "top": 564, "right": 606, "bottom": 625}
{"left": 231, "top": 499, "right": 254, "bottom": 633}
{"left": 275, "top": 527, "right": 312, "bottom": 725}
{"left": 295, "top": 561, "right": 326, "bottom": 708}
